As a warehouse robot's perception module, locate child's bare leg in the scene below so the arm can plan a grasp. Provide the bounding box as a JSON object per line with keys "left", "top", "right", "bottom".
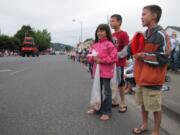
{"left": 133, "top": 105, "right": 148, "bottom": 134}
{"left": 151, "top": 111, "right": 162, "bottom": 135}
{"left": 141, "top": 105, "right": 148, "bottom": 129}
{"left": 124, "top": 83, "right": 129, "bottom": 94}
{"left": 119, "top": 86, "right": 128, "bottom": 112}
{"left": 119, "top": 86, "right": 125, "bottom": 106}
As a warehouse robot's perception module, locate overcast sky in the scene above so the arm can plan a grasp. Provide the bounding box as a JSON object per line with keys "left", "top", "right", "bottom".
{"left": 0, "top": 0, "right": 179, "bottom": 46}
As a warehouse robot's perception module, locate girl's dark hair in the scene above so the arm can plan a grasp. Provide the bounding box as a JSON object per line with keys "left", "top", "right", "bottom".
{"left": 143, "top": 5, "right": 162, "bottom": 23}
{"left": 95, "top": 24, "right": 113, "bottom": 43}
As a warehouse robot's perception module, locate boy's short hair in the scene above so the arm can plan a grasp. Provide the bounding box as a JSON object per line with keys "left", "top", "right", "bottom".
{"left": 143, "top": 5, "right": 162, "bottom": 23}
{"left": 111, "top": 14, "right": 122, "bottom": 24}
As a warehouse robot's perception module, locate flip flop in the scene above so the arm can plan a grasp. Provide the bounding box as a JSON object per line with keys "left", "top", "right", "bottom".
{"left": 119, "top": 106, "right": 127, "bottom": 113}
{"left": 132, "top": 127, "right": 148, "bottom": 134}
{"left": 112, "top": 104, "right": 119, "bottom": 107}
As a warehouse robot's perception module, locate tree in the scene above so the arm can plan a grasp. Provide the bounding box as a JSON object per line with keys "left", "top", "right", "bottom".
{"left": 0, "top": 35, "right": 9, "bottom": 51}
{"left": 0, "top": 35, "right": 21, "bottom": 51}
{"left": 64, "top": 46, "right": 72, "bottom": 52}
{"left": 10, "top": 37, "right": 21, "bottom": 50}
{"left": 34, "top": 29, "right": 51, "bottom": 51}
{"left": 14, "top": 25, "right": 51, "bottom": 51}
{"left": 14, "top": 25, "right": 35, "bottom": 44}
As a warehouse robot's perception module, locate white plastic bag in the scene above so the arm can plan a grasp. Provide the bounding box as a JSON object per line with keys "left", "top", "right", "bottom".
{"left": 90, "top": 64, "right": 101, "bottom": 111}
{"left": 87, "top": 49, "right": 98, "bottom": 57}
{"left": 111, "top": 64, "right": 120, "bottom": 105}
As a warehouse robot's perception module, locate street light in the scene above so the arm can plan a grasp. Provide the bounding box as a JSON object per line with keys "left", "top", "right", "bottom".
{"left": 72, "top": 19, "right": 83, "bottom": 43}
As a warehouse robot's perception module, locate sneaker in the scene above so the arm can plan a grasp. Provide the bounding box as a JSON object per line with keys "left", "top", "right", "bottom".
{"left": 161, "top": 85, "right": 170, "bottom": 92}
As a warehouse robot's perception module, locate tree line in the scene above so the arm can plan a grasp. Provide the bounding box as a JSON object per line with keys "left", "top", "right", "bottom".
{"left": 0, "top": 25, "right": 51, "bottom": 52}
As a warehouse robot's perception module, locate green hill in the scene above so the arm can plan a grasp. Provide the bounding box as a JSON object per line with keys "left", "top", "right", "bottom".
{"left": 51, "top": 43, "right": 74, "bottom": 51}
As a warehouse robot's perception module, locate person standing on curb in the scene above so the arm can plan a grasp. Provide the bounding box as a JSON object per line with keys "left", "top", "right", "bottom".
{"left": 110, "top": 14, "right": 129, "bottom": 113}
{"left": 132, "top": 5, "right": 171, "bottom": 135}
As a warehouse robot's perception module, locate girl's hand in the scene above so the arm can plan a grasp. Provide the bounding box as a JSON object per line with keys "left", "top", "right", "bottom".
{"left": 93, "top": 56, "right": 100, "bottom": 64}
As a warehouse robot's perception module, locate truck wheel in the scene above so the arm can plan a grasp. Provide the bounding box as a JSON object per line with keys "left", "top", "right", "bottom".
{"left": 21, "top": 53, "right": 25, "bottom": 57}
{"left": 32, "top": 53, "right": 35, "bottom": 57}
{"left": 36, "top": 53, "right": 39, "bottom": 57}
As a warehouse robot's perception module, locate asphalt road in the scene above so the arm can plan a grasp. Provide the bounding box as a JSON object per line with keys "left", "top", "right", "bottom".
{"left": 0, "top": 55, "right": 169, "bottom": 135}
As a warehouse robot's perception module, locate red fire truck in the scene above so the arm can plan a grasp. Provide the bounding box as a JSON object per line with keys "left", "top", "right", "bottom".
{"left": 21, "top": 36, "right": 39, "bottom": 57}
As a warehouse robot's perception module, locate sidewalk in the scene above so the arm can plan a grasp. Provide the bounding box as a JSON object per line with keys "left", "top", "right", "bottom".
{"left": 124, "top": 72, "right": 180, "bottom": 135}
{"left": 162, "top": 71, "right": 180, "bottom": 122}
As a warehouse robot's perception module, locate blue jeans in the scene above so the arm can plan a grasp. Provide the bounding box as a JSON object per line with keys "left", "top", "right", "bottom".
{"left": 174, "top": 51, "right": 180, "bottom": 70}
{"left": 99, "top": 78, "right": 112, "bottom": 115}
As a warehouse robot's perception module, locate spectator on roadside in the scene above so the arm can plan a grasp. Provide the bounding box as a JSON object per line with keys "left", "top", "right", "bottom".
{"left": 132, "top": 5, "right": 171, "bottom": 135}
{"left": 87, "top": 44, "right": 94, "bottom": 78}
{"left": 170, "top": 32, "right": 180, "bottom": 71}
{"left": 87, "top": 24, "right": 118, "bottom": 121}
{"left": 76, "top": 44, "right": 82, "bottom": 62}
{"left": 124, "top": 59, "right": 136, "bottom": 94}
{"left": 110, "top": 14, "right": 129, "bottom": 112}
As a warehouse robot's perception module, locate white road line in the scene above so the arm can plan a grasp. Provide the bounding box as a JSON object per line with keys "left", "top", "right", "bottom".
{"left": 9, "top": 69, "right": 26, "bottom": 76}
{"left": 9, "top": 67, "right": 30, "bottom": 76}
{"left": 0, "top": 69, "right": 12, "bottom": 72}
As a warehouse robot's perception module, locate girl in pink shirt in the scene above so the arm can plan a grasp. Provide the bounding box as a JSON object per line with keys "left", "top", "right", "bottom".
{"left": 87, "top": 24, "right": 118, "bottom": 121}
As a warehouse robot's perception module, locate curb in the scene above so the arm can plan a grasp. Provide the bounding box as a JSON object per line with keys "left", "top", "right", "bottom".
{"left": 168, "top": 70, "right": 180, "bottom": 75}
{"left": 125, "top": 94, "right": 180, "bottom": 135}
{"left": 162, "top": 104, "right": 180, "bottom": 123}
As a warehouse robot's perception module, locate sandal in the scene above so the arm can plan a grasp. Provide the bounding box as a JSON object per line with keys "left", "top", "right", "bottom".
{"left": 112, "top": 100, "right": 119, "bottom": 107}
{"left": 132, "top": 126, "right": 148, "bottom": 134}
{"left": 119, "top": 106, "right": 127, "bottom": 113}
{"left": 100, "top": 114, "right": 110, "bottom": 121}
{"left": 112, "top": 104, "right": 119, "bottom": 107}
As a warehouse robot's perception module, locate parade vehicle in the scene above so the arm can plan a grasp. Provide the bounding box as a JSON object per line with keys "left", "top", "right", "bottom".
{"left": 21, "top": 36, "right": 39, "bottom": 57}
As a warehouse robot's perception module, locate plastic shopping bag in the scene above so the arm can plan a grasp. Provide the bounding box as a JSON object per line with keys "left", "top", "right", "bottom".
{"left": 90, "top": 64, "right": 101, "bottom": 111}
{"left": 111, "top": 64, "right": 120, "bottom": 105}
{"left": 87, "top": 49, "right": 98, "bottom": 57}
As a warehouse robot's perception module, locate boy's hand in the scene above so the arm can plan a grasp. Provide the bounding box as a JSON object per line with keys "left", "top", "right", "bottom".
{"left": 93, "top": 56, "right": 100, "bottom": 64}
{"left": 133, "top": 52, "right": 145, "bottom": 59}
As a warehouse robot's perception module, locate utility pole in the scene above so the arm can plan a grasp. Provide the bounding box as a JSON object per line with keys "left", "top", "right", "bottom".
{"left": 107, "top": 15, "right": 110, "bottom": 25}
{"left": 72, "top": 19, "right": 83, "bottom": 43}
